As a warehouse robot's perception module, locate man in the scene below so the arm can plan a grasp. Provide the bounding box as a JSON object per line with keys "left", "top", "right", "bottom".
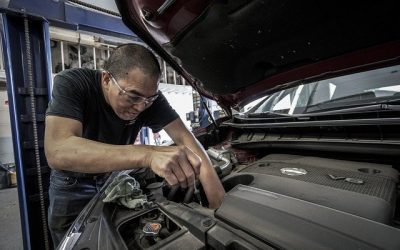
{"left": 44, "top": 44, "right": 225, "bottom": 247}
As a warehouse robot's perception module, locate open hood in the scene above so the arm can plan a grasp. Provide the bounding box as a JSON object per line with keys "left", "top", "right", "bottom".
{"left": 116, "top": 0, "right": 400, "bottom": 109}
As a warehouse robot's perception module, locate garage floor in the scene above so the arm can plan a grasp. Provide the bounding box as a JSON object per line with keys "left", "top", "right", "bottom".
{"left": 0, "top": 187, "right": 23, "bottom": 250}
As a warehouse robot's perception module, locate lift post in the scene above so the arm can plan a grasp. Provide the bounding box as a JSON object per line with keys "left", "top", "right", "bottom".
{"left": 0, "top": 8, "right": 53, "bottom": 250}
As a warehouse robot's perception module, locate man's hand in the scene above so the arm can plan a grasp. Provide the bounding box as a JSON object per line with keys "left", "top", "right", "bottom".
{"left": 147, "top": 145, "right": 202, "bottom": 188}
{"left": 163, "top": 119, "right": 225, "bottom": 208}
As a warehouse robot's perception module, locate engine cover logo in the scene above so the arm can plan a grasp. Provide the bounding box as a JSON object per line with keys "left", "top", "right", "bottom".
{"left": 328, "top": 174, "right": 365, "bottom": 185}
{"left": 280, "top": 168, "right": 307, "bottom": 176}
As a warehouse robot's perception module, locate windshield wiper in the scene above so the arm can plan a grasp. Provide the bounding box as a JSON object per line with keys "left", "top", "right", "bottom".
{"left": 305, "top": 91, "right": 378, "bottom": 112}
{"left": 246, "top": 111, "right": 295, "bottom": 118}
{"left": 305, "top": 91, "right": 400, "bottom": 112}
{"left": 305, "top": 102, "right": 400, "bottom": 115}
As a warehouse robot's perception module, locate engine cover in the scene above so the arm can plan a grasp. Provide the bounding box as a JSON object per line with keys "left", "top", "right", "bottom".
{"left": 224, "top": 154, "right": 399, "bottom": 224}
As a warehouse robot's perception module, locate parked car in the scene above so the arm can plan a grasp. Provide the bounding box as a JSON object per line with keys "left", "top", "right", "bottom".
{"left": 58, "top": 1, "right": 400, "bottom": 249}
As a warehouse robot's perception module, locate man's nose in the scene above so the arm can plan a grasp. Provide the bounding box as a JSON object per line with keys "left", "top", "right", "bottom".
{"left": 132, "top": 101, "right": 147, "bottom": 112}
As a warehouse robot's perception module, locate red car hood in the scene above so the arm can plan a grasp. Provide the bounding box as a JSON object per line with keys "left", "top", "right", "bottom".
{"left": 116, "top": 0, "right": 400, "bottom": 110}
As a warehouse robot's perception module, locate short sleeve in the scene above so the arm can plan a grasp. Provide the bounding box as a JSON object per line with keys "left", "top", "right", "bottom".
{"left": 141, "top": 92, "right": 179, "bottom": 133}
{"left": 46, "top": 73, "right": 86, "bottom": 122}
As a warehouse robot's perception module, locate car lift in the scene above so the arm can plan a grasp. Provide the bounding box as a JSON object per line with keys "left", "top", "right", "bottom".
{"left": 0, "top": 1, "right": 139, "bottom": 249}
{"left": 1, "top": 9, "right": 53, "bottom": 250}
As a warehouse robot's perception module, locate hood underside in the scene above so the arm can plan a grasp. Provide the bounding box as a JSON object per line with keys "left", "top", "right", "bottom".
{"left": 117, "top": 0, "right": 400, "bottom": 109}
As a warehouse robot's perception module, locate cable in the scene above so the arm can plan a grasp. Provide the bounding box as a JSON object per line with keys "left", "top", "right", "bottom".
{"left": 193, "top": 179, "right": 202, "bottom": 206}
{"left": 67, "top": 0, "right": 121, "bottom": 17}
{"left": 24, "top": 17, "right": 50, "bottom": 250}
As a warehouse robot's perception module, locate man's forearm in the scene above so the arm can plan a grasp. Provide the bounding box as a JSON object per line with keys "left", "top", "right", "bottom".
{"left": 180, "top": 136, "right": 225, "bottom": 208}
{"left": 198, "top": 159, "right": 225, "bottom": 208}
{"left": 46, "top": 136, "right": 151, "bottom": 173}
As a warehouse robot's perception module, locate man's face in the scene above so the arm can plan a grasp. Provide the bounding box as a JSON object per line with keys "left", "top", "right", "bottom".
{"left": 102, "top": 68, "right": 159, "bottom": 121}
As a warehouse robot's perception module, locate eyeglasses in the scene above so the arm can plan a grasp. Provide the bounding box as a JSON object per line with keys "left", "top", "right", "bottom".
{"left": 107, "top": 72, "right": 159, "bottom": 106}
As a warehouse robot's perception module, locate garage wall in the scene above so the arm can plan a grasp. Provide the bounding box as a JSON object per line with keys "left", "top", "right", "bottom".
{"left": 0, "top": 91, "right": 14, "bottom": 164}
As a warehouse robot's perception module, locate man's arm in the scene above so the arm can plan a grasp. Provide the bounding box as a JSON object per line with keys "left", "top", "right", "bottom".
{"left": 163, "top": 118, "right": 225, "bottom": 209}
{"left": 45, "top": 116, "right": 151, "bottom": 173}
{"left": 45, "top": 115, "right": 202, "bottom": 187}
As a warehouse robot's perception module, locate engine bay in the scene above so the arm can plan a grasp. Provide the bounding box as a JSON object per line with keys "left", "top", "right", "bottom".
{"left": 64, "top": 126, "right": 400, "bottom": 250}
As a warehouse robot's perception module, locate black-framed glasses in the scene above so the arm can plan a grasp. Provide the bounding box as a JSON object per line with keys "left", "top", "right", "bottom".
{"left": 107, "top": 71, "right": 159, "bottom": 106}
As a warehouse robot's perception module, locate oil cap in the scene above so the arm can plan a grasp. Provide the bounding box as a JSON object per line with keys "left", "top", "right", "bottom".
{"left": 143, "top": 222, "right": 162, "bottom": 236}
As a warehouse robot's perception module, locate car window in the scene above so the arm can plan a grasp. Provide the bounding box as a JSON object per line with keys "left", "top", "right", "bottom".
{"left": 250, "top": 64, "right": 400, "bottom": 115}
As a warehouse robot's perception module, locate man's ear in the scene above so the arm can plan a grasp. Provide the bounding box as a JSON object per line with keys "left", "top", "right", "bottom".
{"left": 102, "top": 71, "right": 111, "bottom": 90}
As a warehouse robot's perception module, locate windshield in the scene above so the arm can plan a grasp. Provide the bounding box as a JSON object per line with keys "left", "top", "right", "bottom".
{"left": 249, "top": 65, "right": 400, "bottom": 115}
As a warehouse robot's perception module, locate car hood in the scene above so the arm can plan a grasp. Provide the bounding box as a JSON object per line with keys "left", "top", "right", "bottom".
{"left": 116, "top": 0, "right": 400, "bottom": 110}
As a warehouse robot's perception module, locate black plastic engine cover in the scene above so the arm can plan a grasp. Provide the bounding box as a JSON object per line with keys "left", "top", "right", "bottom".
{"left": 216, "top": 185, "right": 400, "bottom": 250}
{"left": 229, "top": 154, "right": 399, "bottom": 223}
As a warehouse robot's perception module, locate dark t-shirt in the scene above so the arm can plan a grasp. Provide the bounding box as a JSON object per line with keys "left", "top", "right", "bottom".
{"left": 46, "top": 68, "right": 179, "bottom": 146}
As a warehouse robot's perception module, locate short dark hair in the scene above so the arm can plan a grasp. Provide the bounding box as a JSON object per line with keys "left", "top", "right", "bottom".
{"left": 103, "top": 43, "right": 160, "bottom": 80}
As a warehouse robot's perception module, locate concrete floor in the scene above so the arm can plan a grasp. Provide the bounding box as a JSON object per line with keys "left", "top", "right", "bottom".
{"left": 0, "top": 187, "right": 23, "bottom": 250}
